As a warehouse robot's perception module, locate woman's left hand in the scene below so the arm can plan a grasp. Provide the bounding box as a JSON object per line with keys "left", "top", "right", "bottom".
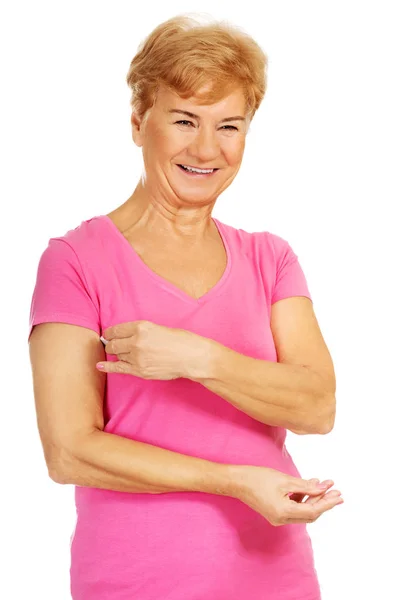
{"left": 96, "top": 320, "right": 211, "bottom": 380}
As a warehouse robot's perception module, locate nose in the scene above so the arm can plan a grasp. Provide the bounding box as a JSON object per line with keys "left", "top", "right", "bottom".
{"left": 188, "top": 125, "right": 220, "bottom": 163}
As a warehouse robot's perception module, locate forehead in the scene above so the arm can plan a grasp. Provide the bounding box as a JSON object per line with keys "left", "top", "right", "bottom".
{"left": 156, "top": 85, "right": 247, "bottom": 119}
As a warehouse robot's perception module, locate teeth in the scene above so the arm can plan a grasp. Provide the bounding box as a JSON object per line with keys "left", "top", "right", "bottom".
{"left": 181, "top": 165, "right": 214, "bottom": 174}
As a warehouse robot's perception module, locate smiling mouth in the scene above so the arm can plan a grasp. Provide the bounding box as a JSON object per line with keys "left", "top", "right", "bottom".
{"left": 177, "top": 164, "right": 219, "bottom": 176}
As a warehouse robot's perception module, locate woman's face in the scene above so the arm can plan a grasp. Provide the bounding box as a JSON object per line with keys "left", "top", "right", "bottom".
{"left": 131, "top": 85, "right": 250, "bottom": 206}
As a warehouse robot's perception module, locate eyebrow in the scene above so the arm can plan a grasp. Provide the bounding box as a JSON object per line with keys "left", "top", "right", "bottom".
{"left": 168, "top": 109, "right": 246, "bottom": 123}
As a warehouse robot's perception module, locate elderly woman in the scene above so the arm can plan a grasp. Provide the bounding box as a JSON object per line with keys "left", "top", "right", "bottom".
{"left": 28, "top": 14, "right": 341, "bottom": 600}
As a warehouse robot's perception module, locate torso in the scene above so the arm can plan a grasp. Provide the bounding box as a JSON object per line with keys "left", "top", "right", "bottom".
{"left": 106, "top": 210, "right": 227, "bottom": 300}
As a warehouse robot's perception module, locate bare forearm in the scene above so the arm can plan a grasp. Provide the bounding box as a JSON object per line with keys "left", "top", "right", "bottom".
{"left": 189, "top": 340, "right": 333, "bottom": 434}
{"left": 56, "top": 429, "right": 235, "bottom": 497}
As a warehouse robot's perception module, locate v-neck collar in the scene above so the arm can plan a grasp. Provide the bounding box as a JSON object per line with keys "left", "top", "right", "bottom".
{"left": 96, "top": 214, "right": 232, "bottom": 306}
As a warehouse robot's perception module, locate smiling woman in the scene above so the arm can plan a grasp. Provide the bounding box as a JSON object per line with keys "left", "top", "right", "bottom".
{"left": 122, "top": 14, "right": 266, "bottom": 208}
{"left": 28, "top": 12, "right": 337, "bottom": 600}
{"left": 125, "top": 83, "right": 255, "bottom": 206}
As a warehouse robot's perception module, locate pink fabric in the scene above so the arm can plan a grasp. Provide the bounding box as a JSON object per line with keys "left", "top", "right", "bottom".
{"left": 28, "top": 214, "right": 321, "bottom": 600}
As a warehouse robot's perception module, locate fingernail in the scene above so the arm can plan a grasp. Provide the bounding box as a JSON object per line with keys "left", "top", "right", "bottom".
{"left": 317, "top": 483, "right": 329, "bottom": 489}
{"left": 96, "top": 363, "right": 105, "bottom": 370}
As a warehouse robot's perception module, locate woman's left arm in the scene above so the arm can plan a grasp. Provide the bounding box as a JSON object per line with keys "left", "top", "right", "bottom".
{"left": 188, "top": 297, "right": 336, "bottom": 435}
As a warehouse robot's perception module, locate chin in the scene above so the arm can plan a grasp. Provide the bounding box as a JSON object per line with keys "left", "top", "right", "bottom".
{"left": 176, "top": 191, "right": 215, "bottom": 203}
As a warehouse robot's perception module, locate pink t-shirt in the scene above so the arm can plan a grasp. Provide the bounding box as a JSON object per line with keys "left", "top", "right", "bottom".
{"left": 28, "top": 214, "right": 321, "bottom": 600}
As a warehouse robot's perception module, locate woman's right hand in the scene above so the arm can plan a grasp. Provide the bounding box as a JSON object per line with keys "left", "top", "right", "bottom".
{"left": 230, "top": 465, "right": 343, "bottom": 526}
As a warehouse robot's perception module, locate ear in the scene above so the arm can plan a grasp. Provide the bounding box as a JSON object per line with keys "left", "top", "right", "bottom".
{"left": 131, "top": 112, "right": 144, "bottom": 147}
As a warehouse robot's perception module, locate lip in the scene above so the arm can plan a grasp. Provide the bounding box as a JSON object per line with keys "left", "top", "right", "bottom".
{"left": 176, "top": 164, "right": 219, "bottom": 178}
{"left": 177, "top": 164, "right": 219, "bottom": 171}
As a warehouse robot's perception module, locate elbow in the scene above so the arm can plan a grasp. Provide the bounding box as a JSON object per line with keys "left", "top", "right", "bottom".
{"left": 48, "top": 468, "right": 69, "bottom": 485}
{"left": 304, "top": 393, "right": 336, "bottom": 435}
{"left": 47, "top": 444, "right": 78, "bottom": 485}
{"left": 47, "top": 429, "right": 102, "bottom": 485}
{"left": 316, "top": 394, "right": 336, "bottom": 435}
{"left": 317, "top": 417, "right": 335, "bottom": 435}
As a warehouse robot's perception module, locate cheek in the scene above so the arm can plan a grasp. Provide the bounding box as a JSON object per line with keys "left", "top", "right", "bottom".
{"left": 225, "top": 142, "right": 245, "bottom": 166}
{"left": 143, "top": 140, "right": 174, "bottom": 169}
{"left": 159, "top": 132, "right": 187, "bottom": 158}
{"left": 144, "top": 124, "right": 176, "bottom": 155}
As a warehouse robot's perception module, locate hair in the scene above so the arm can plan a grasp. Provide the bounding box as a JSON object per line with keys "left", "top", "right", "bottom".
{"left": 126, "top": 13, "right": 268, "bottom": 125}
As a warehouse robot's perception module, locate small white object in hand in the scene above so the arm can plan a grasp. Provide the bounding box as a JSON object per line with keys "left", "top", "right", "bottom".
{"left": 100, "top": 336, "right": 109, "bottom": 345}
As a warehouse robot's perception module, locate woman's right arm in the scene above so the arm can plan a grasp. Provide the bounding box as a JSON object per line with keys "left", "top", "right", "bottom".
{"left": 28, "top": 322, "right": 235, "bottom": 496}
{"left": 28, "top": 322, "right": 342, "bottom": 525}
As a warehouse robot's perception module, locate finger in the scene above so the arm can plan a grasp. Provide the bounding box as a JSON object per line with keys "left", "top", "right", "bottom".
{"left": 104, "top": 337, "right": 132, "bottom": 355}
{"left": 288, "top": 478, "right": 319, "bottom": 503}
{"left": 305, "top": 489, "right": 341, "bottom": 506}
{"left": 285, "top": 493, "right": 343, "bottom": 523}
{"left": 306, "top": 492, "right": 343, "bottom": 516}
{"left": 96, "top": 359, "right": 132, "bottom": 374}
{"left": 302, "top": 481, "right": 335, "bottom": 505}
{"left": 103, "top": 320, "right": 146, "bottom": 341}
{"left": 116, "top": 352, "right": 132, "bottom": 361}
{"left": 285, "top": 477, "right": 334, "bottom": 497}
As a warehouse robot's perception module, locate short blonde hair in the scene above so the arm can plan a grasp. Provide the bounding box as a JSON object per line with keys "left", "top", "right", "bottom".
{"left": 126, "top": 14, "right": 268, "bottom": 124}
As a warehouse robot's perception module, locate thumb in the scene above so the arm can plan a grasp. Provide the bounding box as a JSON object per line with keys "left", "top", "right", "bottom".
{"left": 288, "top": 478, "right": 319, "bottom": 501}
{"left": 288, "top": 477, "right": 329, "bottom": 496}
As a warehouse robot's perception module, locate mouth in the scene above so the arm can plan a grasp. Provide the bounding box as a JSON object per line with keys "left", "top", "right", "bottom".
{"left": 177, "top": 164, "right": 219, "bottom": 178}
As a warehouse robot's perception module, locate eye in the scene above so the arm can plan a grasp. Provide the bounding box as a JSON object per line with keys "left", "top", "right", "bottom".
{"left": 220, "top": 125, "right": 238, "bottom": 131}
{"left": 175, "top": 120, "right": 194, "bottom": 127}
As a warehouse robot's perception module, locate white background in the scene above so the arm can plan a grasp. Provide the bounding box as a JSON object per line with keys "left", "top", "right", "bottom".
{"left": 2, "top": 1, "right": 399, "bottom": 598}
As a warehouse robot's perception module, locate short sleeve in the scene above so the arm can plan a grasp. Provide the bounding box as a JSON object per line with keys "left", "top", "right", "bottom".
{"left": 271, "top": 237, "right": 312, "bottom": 304}
{"left": 28, "top": 238, "right": 101, "bottom": 342}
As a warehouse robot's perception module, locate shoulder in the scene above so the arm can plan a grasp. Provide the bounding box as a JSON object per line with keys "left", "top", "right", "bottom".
{"left": 52, "top": 214, "right": 104, "bottom": 251}
{"left": 215, "top": 217, "right": 290, "bottom": 264}
{"left": 38, "top": 215, "right": 106, "bottom": 265}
